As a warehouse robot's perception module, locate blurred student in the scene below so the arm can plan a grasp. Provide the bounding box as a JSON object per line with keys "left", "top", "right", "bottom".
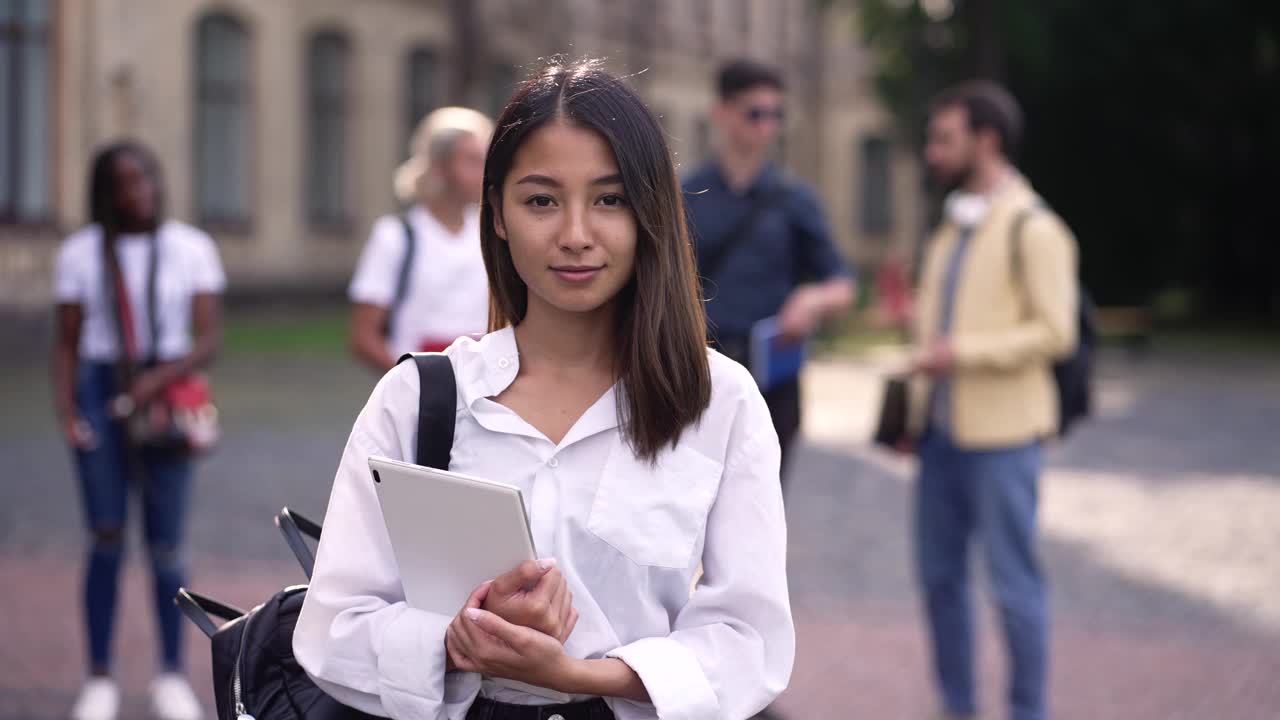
{"left": 349, "top": 107, "right": 494, "bottom": 371}
{"left": 53, "top": 141, "right": 225, "bottom": 720}
{"left": 683, "top": 59, "right": 854, "bottom": 483}
{"left": 908, "top": 81, "right": 1079, "bottom": 720}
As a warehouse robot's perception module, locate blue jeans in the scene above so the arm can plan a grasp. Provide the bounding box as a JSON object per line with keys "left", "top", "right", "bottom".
{"left": 74, "top": 362, "right": 192, "bottom": 673}
{"left": 915, "top": 430, "right": 1048, "bottom": 720}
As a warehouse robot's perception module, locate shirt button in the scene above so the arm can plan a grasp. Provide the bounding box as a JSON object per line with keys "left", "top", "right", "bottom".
{"left": 497, "top": 357, "right": 511, "bottom": 369}
{"left": 547, "top": 456, "right": 559, "bottom": 468}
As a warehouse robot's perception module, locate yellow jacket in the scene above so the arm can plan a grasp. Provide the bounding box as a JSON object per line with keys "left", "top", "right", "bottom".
{"left": 908, "top": 174, "right": 1079, "bottom": 448}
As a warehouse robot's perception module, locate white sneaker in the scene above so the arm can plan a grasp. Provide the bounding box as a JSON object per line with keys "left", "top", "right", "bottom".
{"left": 148, "top": 673, "right": 204, "bottom": 720}
{"left": 70, "top": 678, "right": 120, "bottom": 720}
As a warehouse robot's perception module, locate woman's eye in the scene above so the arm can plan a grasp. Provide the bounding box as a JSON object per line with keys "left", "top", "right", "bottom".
{"left": 525, "top": 195, "right": 555, "bottom": 208}
{"left": 599, "top": 194, "right": 629, "bottom": 207}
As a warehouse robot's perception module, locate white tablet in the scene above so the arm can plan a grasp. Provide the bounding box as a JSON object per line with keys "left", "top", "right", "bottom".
{"left": 368, "top": 455, "right": 536, "bottom": 617}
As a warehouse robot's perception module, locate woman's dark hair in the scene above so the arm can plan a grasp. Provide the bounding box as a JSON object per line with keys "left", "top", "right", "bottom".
{"left": 87, "top": 140, "right": 165, "bottom": 231}
{"left": 717, "top": 59, "right": 784, "bottom": 101}
{"left": 481, "top": 58, "right": 711, "bottom": 462}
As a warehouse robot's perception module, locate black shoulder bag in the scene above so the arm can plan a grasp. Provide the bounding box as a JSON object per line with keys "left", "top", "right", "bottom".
{"left": 175, "top": 354, "right": 456, "bottom": 720}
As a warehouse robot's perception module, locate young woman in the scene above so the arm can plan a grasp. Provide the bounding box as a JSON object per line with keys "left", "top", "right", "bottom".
{"left": 53, "top": 142, "right": 224, "bottom": 720}
{"left": 295, "top": 59, "right": 794, "bottom": 720}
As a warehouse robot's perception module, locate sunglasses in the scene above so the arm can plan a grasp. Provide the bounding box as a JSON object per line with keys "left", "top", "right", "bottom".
{"left": 744, "top": 106, "right": 785, "bottom": 124}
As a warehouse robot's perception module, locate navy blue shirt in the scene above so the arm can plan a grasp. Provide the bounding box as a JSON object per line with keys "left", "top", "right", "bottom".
{"left": 683, "top": 162, "right": 851, "bottom": 341}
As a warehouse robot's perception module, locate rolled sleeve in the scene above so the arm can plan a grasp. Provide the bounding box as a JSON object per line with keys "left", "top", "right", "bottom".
{"left": 53, "top": 240, "right": 85, "bottom": 304}
{"left": 607, "top": 637, "right": 719, "bottom": 720}
{"left": 350, "top": 216, "right": 407, "bottom": 308}
{"left": 610, "top": 372, "right": 794, "bottom": 720}
{"left": 790, "top": 184, "right": 852, "bottom": 282}
{"left": 188, "top": 230, "right": 227, "bottom": 295}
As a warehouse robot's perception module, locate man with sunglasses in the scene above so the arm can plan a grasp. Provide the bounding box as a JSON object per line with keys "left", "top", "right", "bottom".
{"left": 685, "top": 59, "right": 855, "bottom": 487}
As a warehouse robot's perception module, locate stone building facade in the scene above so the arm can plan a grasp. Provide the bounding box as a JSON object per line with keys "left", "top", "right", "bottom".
{"left": 0, "top": 0, "right": 921, "bottom": 307}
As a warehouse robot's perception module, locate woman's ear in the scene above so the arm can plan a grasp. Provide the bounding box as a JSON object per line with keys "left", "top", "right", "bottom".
{"left": 489, "top": 187, "right": 507, "bottom": 241}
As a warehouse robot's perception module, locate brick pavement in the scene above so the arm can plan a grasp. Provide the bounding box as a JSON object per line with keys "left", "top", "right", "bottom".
{"left": 2, "top": 348, "right": 1278, "bottom": 719}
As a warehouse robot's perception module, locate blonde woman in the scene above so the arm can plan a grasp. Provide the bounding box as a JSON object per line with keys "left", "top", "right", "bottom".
{"left": 349, "top": 107, "right": 494, "bottom": 371}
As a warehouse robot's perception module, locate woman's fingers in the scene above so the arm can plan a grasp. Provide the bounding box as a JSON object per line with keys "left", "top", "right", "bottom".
{"left": 465, "top": 580, "right": 493, "bottom": 610}
{"left": 445, "top": 623, "right": 477, "bottom": 673}
{"left": 562, "top": 607, "right": 579, "bottom": 644}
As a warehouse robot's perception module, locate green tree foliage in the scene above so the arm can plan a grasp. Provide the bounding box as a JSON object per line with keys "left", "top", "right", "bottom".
{"left": 843, "top": 0, "right": 1280, "bottom": 318}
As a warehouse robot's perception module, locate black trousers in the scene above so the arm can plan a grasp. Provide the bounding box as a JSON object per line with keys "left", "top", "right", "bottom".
{"left": 465, "top": 697, "right": 615, "bottom": 720}
{"left": 716, "top": 337, "right": 802, "bottom": 491}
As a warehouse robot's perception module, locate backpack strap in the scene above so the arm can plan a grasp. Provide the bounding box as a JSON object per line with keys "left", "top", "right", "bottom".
{"left": 698, "top": 185, "right": 788, "bottom": 282}
{"left": 274, "top": 507, "right": 322, "bottom": 580}
{"left": 174, "top": 587, "right": 245, "bottom": 638}
{"left": 385, "top": 214, "right": 417, "bottom": 336}
{"left": 397, "top": 353, "right": 456, "bottom": 470}
{"left": 1009, "top": 204, "right": 1040, "bottom": 276}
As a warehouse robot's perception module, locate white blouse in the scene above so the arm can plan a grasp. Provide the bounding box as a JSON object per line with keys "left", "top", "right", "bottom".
{"left": 53, "top": 221, "right": 226, "bottom": 362}
{"left": 294, "top": 327, "right": 794, "bottom": 720}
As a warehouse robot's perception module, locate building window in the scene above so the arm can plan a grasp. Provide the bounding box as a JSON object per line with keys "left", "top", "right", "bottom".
{"left": 194, "top": 12, "right": 251, "bottom": 226}
{"left": 306, "top": 30, "right": 349, "bottom": 228}
{"left": 488, "top": 63, "right": 517, "bottom": 120}
{"left": 405, "top": 46, "right": 439, "bottom": 150}
{"left": 0, "top": 0, "right": 52, "bottom": 223}
{"left": 859, "top": 136, "right": 893, "bottom": 237}
{"left": 692, "top": 0, "right": 712, "bottom": 57}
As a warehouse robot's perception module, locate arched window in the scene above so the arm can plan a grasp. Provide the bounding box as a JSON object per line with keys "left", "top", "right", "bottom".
{"left": 0, "top": 0, "right": 53, "bottom": 223}
{"left": 194, "top": 12, "right": 251, "bottom": 225}
{"left": 860, "top": 136, "right": 894, "bottom": 237}
{"left": 404, "top": 46, "right": 439, "bottom": 151}
{"left": 306, "top": 30, "right": 350, "bottom": 227}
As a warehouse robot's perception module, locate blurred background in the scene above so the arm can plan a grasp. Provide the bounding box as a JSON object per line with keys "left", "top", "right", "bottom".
{"left": 1, "top": 1, "right": 1278, "bottom": 719}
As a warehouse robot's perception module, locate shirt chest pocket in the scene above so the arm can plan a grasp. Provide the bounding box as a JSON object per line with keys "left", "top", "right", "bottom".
{"left": 587, "top": 445, "right": 724, "bottom": 569}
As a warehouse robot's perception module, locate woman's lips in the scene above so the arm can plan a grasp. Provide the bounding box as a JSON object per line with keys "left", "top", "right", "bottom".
{"left": 551, "top": 266, "right": 603, "bottom": 283}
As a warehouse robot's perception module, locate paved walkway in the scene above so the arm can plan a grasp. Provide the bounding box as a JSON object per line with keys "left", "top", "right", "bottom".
{"left": 2, "top": 346, "right": 1278, "bottom": 719}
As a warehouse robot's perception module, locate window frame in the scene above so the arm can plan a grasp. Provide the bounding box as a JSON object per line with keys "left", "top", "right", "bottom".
{"left": 304, "top": 28, "right": 352, "bottom": 233}
{"left": 192, "top": 11, "right": 254, "bottom": 232}
{"left": 0, "top": 0, "right": 56, "bottom": 227}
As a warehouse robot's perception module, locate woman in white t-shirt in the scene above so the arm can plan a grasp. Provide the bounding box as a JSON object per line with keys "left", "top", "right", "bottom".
{"left": 51, "top": 142, "right": 225, "bottom": 720}
{"left": 348, "top": 107, "right": 494, "bottom": 371}
{"left": 295, "top": 60, "right": 794, "bottom": 720}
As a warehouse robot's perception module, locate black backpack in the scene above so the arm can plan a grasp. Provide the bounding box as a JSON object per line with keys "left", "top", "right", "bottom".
{"left": 175, "top": 353, "right": 457, "bottom": 720}
{"left": 1011, "top": 207, "right": 1096, "bottom": 436}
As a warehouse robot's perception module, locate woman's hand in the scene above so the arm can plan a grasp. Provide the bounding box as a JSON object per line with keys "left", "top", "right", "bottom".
{"left": 61, "top": 414, "right": 98, "bottom": 450}
{"left": 482, "top": 559, "right": 578, "bottom": 643}
{"left": 127, "top": 369, "right": 169, "bottom": 409}
{"left": 445, "top": 602, "right": 574, "bottom": 691}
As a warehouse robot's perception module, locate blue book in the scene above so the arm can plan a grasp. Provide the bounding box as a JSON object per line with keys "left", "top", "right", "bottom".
{"left": 749, "top": 315, "right": 806, "bottom": 392}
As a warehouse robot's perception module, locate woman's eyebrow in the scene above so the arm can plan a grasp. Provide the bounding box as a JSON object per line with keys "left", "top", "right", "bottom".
{"left": 513, "top": 173, "right": 623, "bottom": 188}
{"left": 514, "top": 174, "right": 560, "bottom": 187}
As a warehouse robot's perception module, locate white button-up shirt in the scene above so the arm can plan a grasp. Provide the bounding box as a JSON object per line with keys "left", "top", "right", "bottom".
{"left": 294, "top": 327, "right": 794, "bottom": 720}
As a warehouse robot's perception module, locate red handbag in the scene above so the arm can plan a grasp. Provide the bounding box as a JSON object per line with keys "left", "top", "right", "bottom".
{"left": 128, "top": 373, "right": 221, "bottom": 454}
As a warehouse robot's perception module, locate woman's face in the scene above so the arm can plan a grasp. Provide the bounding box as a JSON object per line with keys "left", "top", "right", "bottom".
{"left": 493, "top": 120, "right": 637, "bottom": 318}
{"left": 112, "top": 152, "right": 159, "bottom": 231}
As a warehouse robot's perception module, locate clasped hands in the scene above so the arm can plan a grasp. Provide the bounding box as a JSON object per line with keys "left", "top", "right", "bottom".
{"left": 445, "top": 558, "right": 580, "bottom": 690}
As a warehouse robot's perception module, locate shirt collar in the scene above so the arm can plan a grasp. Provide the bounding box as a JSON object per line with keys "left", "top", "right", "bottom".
{"left": 453, "top": 326, "right": 621, "bottom": 448}
{"left": 943, "top": 170, "right": 1020, "bottom": 229}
